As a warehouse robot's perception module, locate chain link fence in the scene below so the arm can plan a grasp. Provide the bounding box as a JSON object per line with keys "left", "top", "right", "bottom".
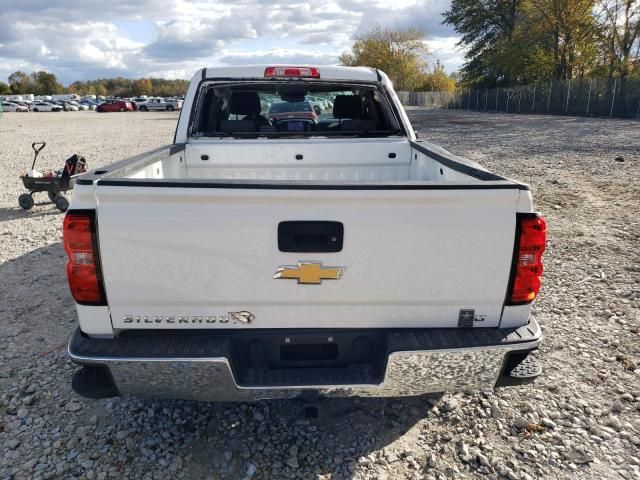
{"left": 396, "top": 91, "right": 456, "bottom": 109}
{"left": 398, "top": 78, "right": 640, "bottom": 119}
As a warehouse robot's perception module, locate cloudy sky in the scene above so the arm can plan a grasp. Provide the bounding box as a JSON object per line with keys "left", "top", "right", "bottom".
{"left": 0, "top": 0, "right": 463, "bottom": 85}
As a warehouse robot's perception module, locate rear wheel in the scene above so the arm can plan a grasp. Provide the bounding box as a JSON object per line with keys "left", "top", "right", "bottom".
{"left": 19, "top": 194, "right": 34, "bottom": 210}
{"left": 167, "top": 105, "right": 175, "bottom": 111}
{"left": 119, "top": 107, "right": 124, "bottom": 112}
{"left": 140, "top": 106, "right": 147, "bottom": 111}
{"left": 55, "top": 195, "right": 69, "bottom": 212}
{"left": 33, "top": 108, "right": 39, "bottom": 112}
{"left": 48, "top": 191, "right": 58, "bottom": 203}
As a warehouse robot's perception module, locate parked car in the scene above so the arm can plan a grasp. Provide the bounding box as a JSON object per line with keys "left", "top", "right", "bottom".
{"left": 268, "top": 100, "right": 318, "bottom": 122}
{"left": 137, "top": 98, "right": 180, "bottom": 111}
{"left": 69, "top": 101, "right": 89, "bottom": 111}
{"left": 32, "top": 101, "right": 62, "bottom": 112}
{"left": 96, "top": 100, "right": 133, "bottom": 112}
{"left": 65, "top": 65, "right": 546, "bottom": 403}
{"left": 60, "top": 101, "right": 80, "bottom": 111}
{"left": 1, "top": 101, "right": 29, "bottom": 112}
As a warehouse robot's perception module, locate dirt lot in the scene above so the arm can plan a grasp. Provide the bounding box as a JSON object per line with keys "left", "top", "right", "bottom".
{"left": 1, "top": 109, "right": 638, "bottom": 480}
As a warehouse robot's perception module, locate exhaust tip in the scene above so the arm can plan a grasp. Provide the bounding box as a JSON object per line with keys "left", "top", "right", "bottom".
{"left": 72, "top": 366, "right": 120, "bottom": 399}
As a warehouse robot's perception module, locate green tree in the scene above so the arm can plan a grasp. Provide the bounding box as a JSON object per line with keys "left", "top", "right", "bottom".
{"left": 443, "top": 0, "right": 522, "bottom": 87}
{"left": 0, "top": 81, "right": 10, "bottom": 95}
{"left": 339, "top": 24, "right": 429, "bottom": 90}
{"left": 31, "top": 71, "right": 64, "bottom": 95}
{"left": 8, "top": 71, "right": 34, "bottom": 94}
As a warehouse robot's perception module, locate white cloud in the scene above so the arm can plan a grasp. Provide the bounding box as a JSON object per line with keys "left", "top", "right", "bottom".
{"left": 0, "top": 0, "right": 462, "bottom": 84}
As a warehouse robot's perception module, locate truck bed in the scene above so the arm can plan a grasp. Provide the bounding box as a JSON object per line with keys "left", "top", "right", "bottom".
{"left": 78, "top": 139, "right": 525, "bottom": 186}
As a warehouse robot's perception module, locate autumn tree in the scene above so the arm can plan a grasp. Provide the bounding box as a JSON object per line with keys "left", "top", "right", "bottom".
{"left": 527, "top": 0, "right": 599, "bottom": 80}
{"left": 132, "top": 78, "right": 153, "bottom": 96}
{"left": 419, "top": 61, "right": 457, "bottom": 91}
{"left": 443, "top": 0, "right": 639, "bottom": 85}
{"left": 339, "top": 24, "right": 429, "bottom": 90}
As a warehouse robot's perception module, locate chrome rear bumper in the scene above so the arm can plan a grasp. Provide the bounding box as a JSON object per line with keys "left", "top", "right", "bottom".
{"left": 68, "top": 318, "right": 542, "bottom": 402}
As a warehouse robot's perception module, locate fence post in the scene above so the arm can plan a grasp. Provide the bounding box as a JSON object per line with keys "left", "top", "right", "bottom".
{"left": 496, "top": 88, "right": 499, "bottom": 111}
{"left": 637, "top": 96, "right": 640, "bottom": 118}
{"left": 532, "top": 84, "right": 536, "bottom": 112}
{"left": 547, "top": 81, "right": 552, "bottom": 112}
{"left": 476, "top": 90, "right": 479, "bottom": 110}
{"left": 610, "top": 78, "right": 617, "bottom": 117}
{"left": 467, "top": 89, "right": 471, "bottom": 109}
{"left": 565, "top": 80, "right": 571, "bottom": 113}
{"left": 485, "top": 88, "right": 488, "bottom": 110}
{"left": 586, "top": 79, "right": 592, "bottom": 115}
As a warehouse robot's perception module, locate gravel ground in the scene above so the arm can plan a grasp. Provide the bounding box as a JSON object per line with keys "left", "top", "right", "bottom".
{"left": 1, "top": 109, "right": 639, "bottom": 480}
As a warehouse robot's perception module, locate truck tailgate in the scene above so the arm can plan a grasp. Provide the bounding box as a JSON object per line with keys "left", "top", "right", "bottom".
{"left": 95, "top": 186, "right": 520, "bottom": 330}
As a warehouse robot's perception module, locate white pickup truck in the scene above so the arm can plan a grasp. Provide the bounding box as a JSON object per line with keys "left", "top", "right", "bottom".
{"left": 65, "top": 65, "right": 546, "bottom": 402}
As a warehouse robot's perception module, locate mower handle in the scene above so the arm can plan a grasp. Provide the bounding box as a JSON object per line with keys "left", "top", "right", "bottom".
{"left": 31, "top": 142, "right": 46, "bottom": 170}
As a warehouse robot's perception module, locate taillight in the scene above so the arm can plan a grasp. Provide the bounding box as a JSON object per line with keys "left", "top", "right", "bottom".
{"left": 264, "top": 66, "right": 320, "bottom": 78}
{"left": 507, "top": 214, "right": 547, "bottom": 305}
{"left": 63, "top": 211, "right": 106, "bottom": 305}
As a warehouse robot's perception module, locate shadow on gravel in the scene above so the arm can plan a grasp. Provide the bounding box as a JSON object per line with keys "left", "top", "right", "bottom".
{"left": 80, "top": 393, "right": 440, "bottom": 479}
{"left": 0, "top": 205, "right": 63, "bottom": 222}
{"left": 1, "top": 243, "right": 440, "bottom": 479}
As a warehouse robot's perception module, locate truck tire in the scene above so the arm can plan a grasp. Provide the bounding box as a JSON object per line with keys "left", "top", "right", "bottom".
{"left": 167, "top": 105, "right": 175, "bottom": 111}
{"left": 19, "top": 194, "right": 34, "bottom": 210}
{"left": 140, "top": 106, "right": 147, "bottom": 111}
{"left": 48, "top": 191, "right": 58, "bottom": 203}
{"left": 55, "top": 195, "right": 70, "bottom": 212}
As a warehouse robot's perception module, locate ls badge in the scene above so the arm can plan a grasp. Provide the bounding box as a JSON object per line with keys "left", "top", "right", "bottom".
{"left": 274, "top": 261, "right": 345, "bottom": 284}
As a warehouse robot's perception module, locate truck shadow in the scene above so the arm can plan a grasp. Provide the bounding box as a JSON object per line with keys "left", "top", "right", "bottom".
{"left": 1, "top": 243, "right": 442, "bottom": 479}
{"left": 0, "top": 205, "right": 62, "bottom": 222}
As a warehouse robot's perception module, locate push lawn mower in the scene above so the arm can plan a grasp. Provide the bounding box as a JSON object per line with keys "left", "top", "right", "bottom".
{"left": 18, "top": 142, "right": 87, "bottom": 212}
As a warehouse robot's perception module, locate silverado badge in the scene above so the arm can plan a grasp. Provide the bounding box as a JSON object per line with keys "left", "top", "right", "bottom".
{"left": 228, "top": 311, "right": 255, "bottom": 324}
{"left": 274, "top": 261, "right": 344, "bottom": 284}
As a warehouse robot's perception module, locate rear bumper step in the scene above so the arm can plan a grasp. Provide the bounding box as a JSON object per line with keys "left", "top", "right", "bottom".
{"left": 68, "top": 318, "right": 542, "bottom": 401}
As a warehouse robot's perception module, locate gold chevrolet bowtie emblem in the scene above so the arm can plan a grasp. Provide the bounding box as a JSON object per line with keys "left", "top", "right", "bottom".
{"left": 273, "top": 261, "right": 344, "bottom": 284}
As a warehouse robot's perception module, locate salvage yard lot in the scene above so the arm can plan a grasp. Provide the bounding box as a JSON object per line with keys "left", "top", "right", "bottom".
{"left": 1, "top": 110, "right": 639, "bottom": 480}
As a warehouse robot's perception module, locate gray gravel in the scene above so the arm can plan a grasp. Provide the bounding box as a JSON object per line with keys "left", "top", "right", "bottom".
{"left": 1, "top": 109, "right": 639, "bottom": 479}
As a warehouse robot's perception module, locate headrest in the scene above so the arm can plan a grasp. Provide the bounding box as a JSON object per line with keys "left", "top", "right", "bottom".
{"left": 229, "top": 92, "right": 261, "bottom": 116}
{"left": 332, "top": 95, "right": 363, "bottom": 119}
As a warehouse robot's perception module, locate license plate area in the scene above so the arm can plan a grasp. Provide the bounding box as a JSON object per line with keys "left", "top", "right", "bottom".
{"left": 280, "top": 343, "right": 338, "bottom": 362}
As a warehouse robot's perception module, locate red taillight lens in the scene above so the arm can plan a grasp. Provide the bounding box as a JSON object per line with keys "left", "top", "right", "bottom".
{"left": 264, "top": 66, "right": 320, "bottom": 78}
{"left": 63, "top": 212, "right": 106, "bottom": 305}
{"left": 507, "top": 214, "right": 547, "bottom": 304}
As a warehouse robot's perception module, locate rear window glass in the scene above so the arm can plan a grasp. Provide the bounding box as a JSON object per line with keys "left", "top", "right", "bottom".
{"left": 192, "top": 82, "right": 401, "bottom": 138}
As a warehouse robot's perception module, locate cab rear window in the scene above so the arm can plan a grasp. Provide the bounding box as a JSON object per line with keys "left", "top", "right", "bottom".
{"left": 192, "top": 82, "right": 402, "bottom": 138}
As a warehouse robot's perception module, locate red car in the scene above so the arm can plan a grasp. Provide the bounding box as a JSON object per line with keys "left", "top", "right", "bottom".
{"left": 96, "top": 100, "right": 133, "bottom": 112}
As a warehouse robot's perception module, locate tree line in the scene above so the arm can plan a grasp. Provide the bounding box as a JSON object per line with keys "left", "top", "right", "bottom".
{"left": 443, "top": 0, "right": 640, "bottom": 87}
{"left": 0, "top": 71, "right": 189, "bottom": 97}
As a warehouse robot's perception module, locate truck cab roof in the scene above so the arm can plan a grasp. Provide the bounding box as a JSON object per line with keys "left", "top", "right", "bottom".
{"left": 200, "top": 65, "right": 383, "bottom": 83}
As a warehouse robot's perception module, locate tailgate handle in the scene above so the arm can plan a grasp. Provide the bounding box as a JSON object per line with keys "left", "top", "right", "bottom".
{"left": 278, "top": 221, "right": 343, "bottom": 252}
